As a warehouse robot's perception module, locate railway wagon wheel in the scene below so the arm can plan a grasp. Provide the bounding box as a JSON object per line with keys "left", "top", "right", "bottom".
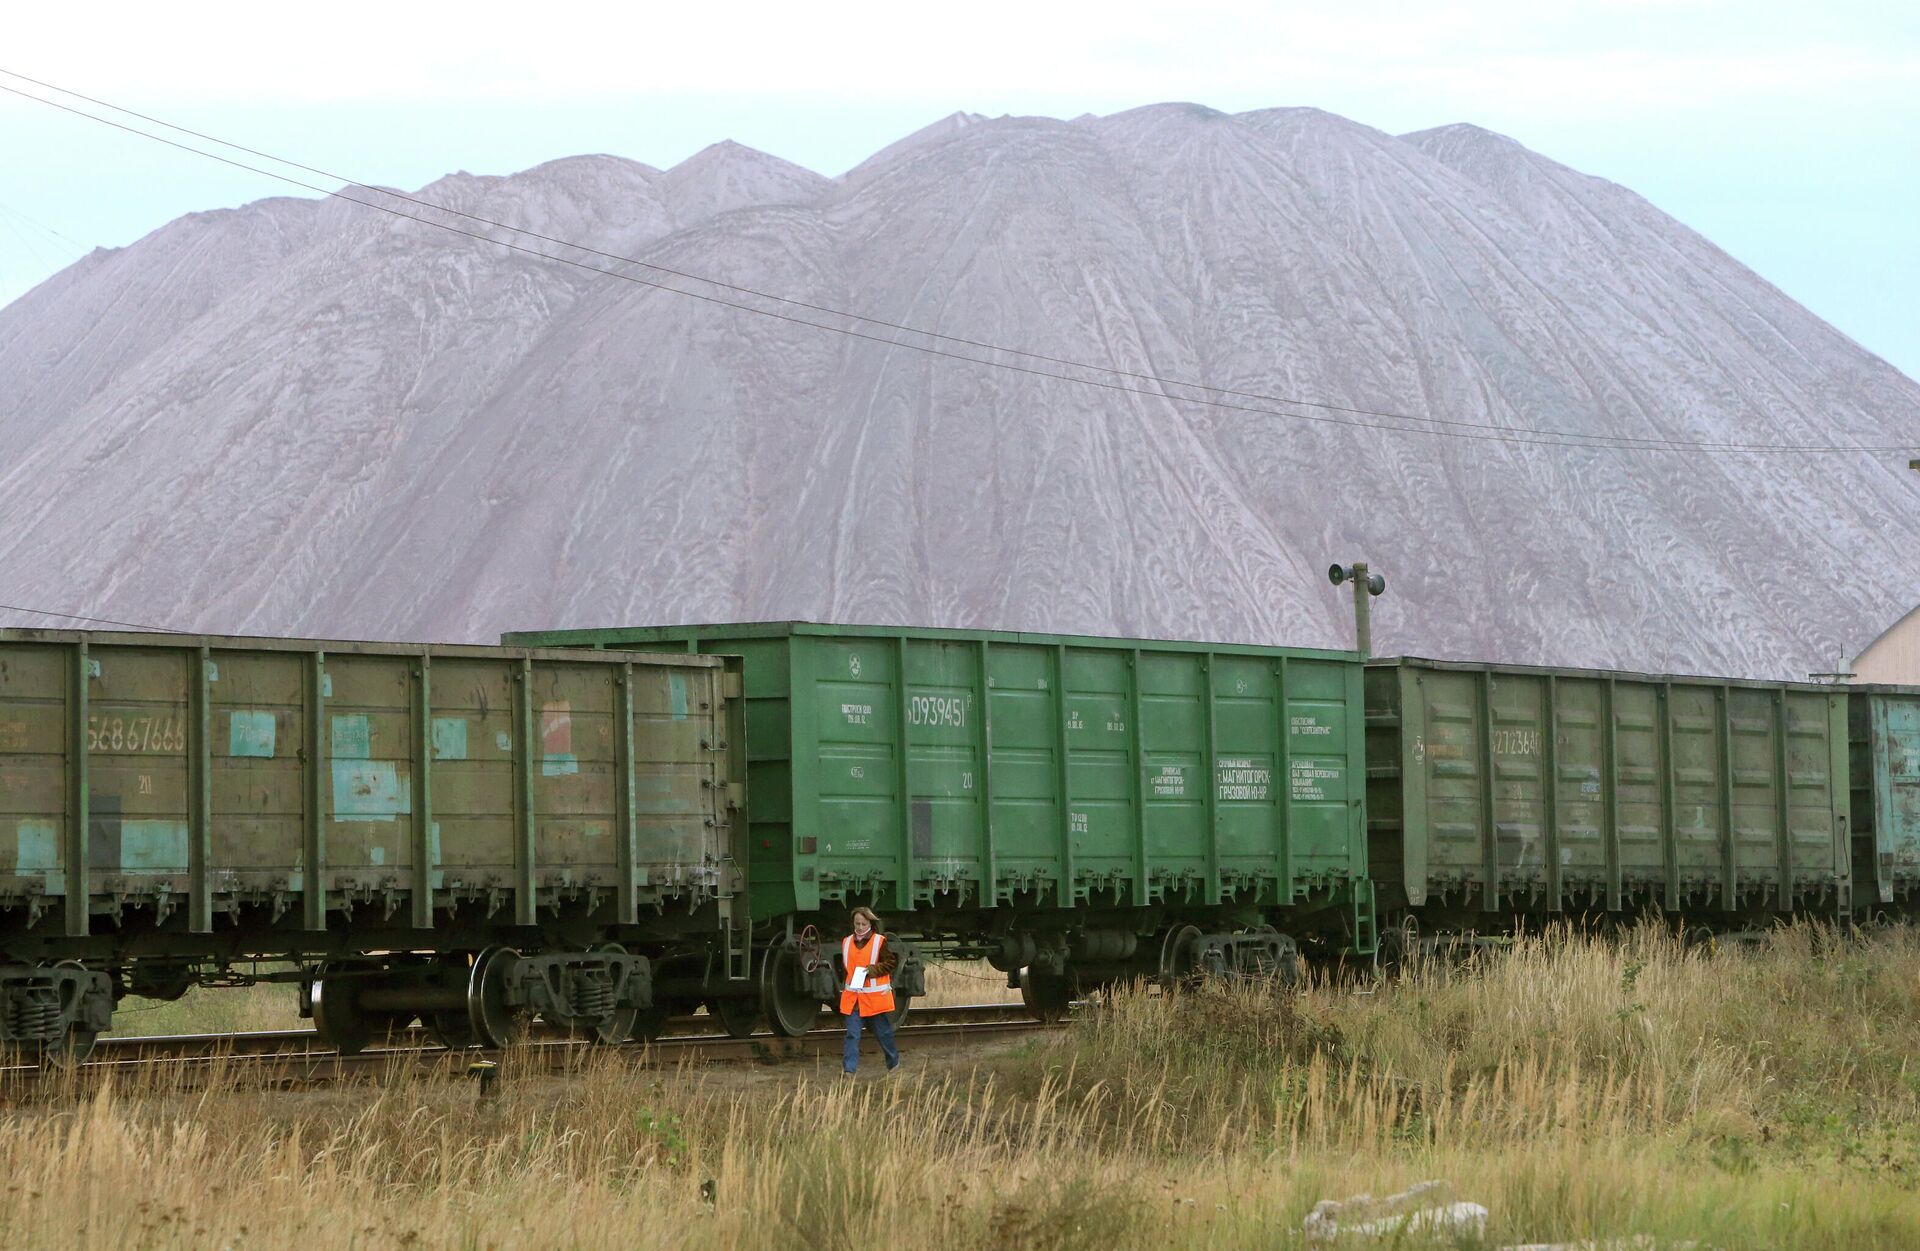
{"left": 1157, "top": 924, "right": 1202, "bottom": 989}
{"left": 635, "top": 995, "right": 704, "bottom": 1045}
{"left": 40, "top": 1025, "right": 99, "bottom": 1067}
{"left": 36, "top": 1019, "right": 102, "bottom": 1068}
{"left": 707, "top": 996, "right": 761, "bottom": 1039}
{"left": 1377, "top": 915, "right": 1419, "bottom": 978}
{"left": 312, "top": 964, "right": 403, "bottom": 1057}
{"left": 761, "top": 941, "right": 825, "bottom": 1038}
{"left": 466, "top": 947, "right": 530, "bottom": 1049}
{"left": 426, "top": 1012, "right": 480, "bottom": 1049}
{"left": 628, "top": 1005, "right": 678, "bottom": 1044}
{"left": 1019, "top": 969, "right": 1072, "bottom": 1023}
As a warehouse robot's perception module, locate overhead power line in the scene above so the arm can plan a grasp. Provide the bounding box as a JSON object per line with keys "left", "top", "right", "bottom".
{"left": 0, "top": 70, "right": 1911, "bottom": 457}
{"left": 1, "top": 65, "right": 1652, "bottom": 449}
{"left": 0, "top": 197, "right": 90, "bottom": 259}
{"left": 0, "top": 602, "right": 182, "bottom": 632}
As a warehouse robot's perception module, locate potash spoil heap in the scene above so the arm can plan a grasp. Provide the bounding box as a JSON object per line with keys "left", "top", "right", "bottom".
{"left": 1, "top": 105, "right": 1915, "bottom": 677}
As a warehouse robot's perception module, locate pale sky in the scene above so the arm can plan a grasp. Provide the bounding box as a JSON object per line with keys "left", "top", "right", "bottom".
{"left": 2, "top": 0, "right": 1915, "bottom": 377}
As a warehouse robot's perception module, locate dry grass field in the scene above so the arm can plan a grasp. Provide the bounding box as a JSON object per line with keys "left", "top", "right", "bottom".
{"left": 5, "top": 926, "right": 1919, "bottom": 1249}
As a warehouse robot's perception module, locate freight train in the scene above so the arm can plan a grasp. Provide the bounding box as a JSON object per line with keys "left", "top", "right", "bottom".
{"left": 1, "top": 574, "right": 1913, "bottom": 1061}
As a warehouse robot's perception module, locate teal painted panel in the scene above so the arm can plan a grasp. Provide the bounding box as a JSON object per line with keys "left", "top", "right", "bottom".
{"left": 634, "top": 775, "right": 693, "bottom": 814}
{"left": 228, "top": 710, "right": 277, "bottom": 758}
{"left": 13, "top": 818, "right": 58, "bottom": 873}
{"left": 331, "top": 714, "right": 371, "bottom": 759}
{"left": 120, "top": 819, "right": 189, "bottom": 871}
{"left": 431, "top": 716, "right": 468, "bottom": 760}
{"left": 332, "top": 760, "right": 410, "bottom": 821}
{"left": 1875, "top": 694, "right": 1920, "bottom": 888}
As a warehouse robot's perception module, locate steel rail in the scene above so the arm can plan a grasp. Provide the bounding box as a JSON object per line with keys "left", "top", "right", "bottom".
{"left": 87, "top": 1001, "right": 1036, "bottom": 1059}
{"left": 0, "top": 1003, "right": 1062, "bottom": 1088}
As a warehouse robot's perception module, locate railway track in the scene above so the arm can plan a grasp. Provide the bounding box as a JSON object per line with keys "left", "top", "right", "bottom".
{"left": 0, "top": 1002, "right": 1062, "bottom": 1091}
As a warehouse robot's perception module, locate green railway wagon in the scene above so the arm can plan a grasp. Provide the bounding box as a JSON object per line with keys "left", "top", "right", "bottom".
{"left": 1365, "top": 657, "right": 1853, "bottom": 949}
{"left": 506, "top": 621, "right": 1375, "bottom": 1025}
{"left": 1849, "top": 685, "right": 1920, "bottom": 913}
{"left": 0, "top": 629, "right": 747, "bottom": 1059}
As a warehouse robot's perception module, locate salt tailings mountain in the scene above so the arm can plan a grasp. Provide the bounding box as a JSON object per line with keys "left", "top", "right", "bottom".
{"left": 1, "top": 104, "right": 1916, "bottom": 678}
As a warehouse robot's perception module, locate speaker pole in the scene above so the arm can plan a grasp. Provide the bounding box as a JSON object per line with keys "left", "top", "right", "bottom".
{"left": 1328, "top": 561, "right": 1387, "bottom": 659}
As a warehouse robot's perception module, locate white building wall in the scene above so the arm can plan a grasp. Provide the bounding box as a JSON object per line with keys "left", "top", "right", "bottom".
{"left": 1854, "top": 606, "right": 1920, "bottom": 684}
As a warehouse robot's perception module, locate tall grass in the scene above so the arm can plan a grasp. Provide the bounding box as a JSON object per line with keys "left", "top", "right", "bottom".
{"left": 1049, "top": 923, "right": 1920, "bottom": 1156}
{"left": 2, "top": 925, "right": 1916, "bottom": 1249}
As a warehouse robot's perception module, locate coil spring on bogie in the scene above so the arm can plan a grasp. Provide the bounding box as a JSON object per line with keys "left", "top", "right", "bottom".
{"left": 7, "top": 994, "right": 62, "bottom": 1041}
{"left": 569, "top": 974, "right": 616, "bottom": 1020}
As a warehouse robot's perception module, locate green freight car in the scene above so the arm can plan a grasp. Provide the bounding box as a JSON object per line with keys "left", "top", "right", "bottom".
{"left": 1849, "top": 685, "right": 1920, "bottom": 914}
{"left": 1365, "top": 657, "right": 1855, "bottom": 952}
{"left": 505, "top": 622, "right": 1376, "bottom": 1027}
{"left": 0, "top": 629, "right": 747, "bottom": 1059}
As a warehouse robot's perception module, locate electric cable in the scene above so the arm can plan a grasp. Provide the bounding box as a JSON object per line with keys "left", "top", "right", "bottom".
{"left": 0, "top": 64, "right": 1721, "bottom": 449}
{"left": 0, "top": 602, "right": 183, "bottom": 632}
{"left": 0, "top": 72, "right": 1911, "bottom": 456}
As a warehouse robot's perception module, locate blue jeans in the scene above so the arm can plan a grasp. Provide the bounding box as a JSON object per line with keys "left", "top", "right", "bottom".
{"left": 842, "top": 1008, "right": 898, "bottom": 1074}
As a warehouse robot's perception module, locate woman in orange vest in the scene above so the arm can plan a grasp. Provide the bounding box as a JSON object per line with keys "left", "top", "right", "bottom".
{"left": 839, "top": 906, "right": 900, "bottom": 1075}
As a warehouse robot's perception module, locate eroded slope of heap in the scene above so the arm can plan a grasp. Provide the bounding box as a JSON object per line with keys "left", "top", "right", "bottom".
{"left": 1, "top": 105, "right": 1915, "bottom": 676}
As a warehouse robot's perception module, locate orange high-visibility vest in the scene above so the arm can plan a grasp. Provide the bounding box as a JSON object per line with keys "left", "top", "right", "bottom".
{"left": 839, "top": 931, "right": 896, "bottom": 1017}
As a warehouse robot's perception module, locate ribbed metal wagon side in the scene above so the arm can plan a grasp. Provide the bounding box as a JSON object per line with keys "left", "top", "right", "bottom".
{"left": 508, "top": 621, "right": 1375, "bottom": 1020}
{"left": 0, "top": 628, "right": 746, "bottom": 1058}
{"left": 1366, "top": 657, "right": 1853, "bottom": 938}
{"left": 1848, "top": 685, "right": 1920, "bottom": 914}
